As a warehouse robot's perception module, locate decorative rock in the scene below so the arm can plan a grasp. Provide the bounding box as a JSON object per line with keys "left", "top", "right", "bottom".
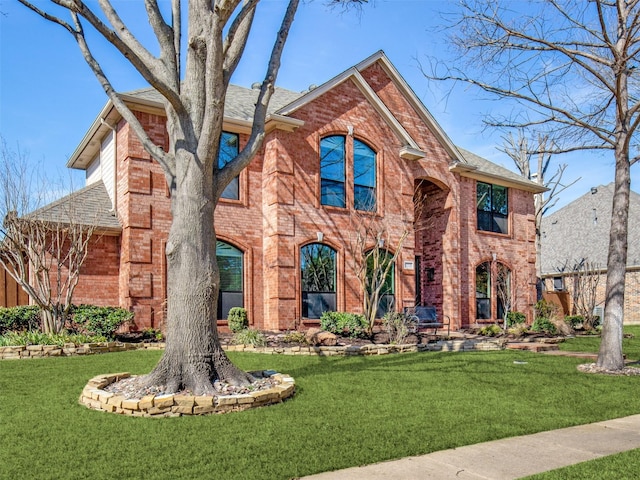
{"left": 305, "top": 328, "right": 338, "bottom": 346}
{"left": 79, "top": 371, "right": 296, "bottom": 417}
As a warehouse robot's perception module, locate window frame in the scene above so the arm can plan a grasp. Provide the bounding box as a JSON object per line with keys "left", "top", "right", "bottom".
{"left": 300, "top": 242, "right": 337, "bottom": 319}
{"left": 319, "top": 134, "right": 378, "bottom": 212}
{"left": 476, "top": 181, "right": 509, "bottom": 234}
{"left": 216, "top": 240, "right": 244, "bottom": 320}
{"left": 320, "top": 135, "right": 346, "bottom": 208}
{"left": 219, "top": 131, "right": 240, "bottom": 201}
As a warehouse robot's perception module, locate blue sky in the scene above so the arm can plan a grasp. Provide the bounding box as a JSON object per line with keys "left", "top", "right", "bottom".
{"left": 0, "top": 0, "right": 636, "bottom": 211}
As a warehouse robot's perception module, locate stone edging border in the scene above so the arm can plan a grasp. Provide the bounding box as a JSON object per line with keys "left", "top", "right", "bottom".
{"left": 79, "top": 370, "right": 295, "bottom": 417}
{"left": 1, "top": 338, "right": 505, "bottom": 360}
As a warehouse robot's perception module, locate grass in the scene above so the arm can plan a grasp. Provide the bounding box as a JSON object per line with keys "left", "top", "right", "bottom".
{"left": 519, "top": 325, "right": 640, "bottom": 479}
{"left": 1, "top": 344, "right": 640, "bottom": 479}
{"left": 559, "top": 325, "right": 640, "bottom": 359}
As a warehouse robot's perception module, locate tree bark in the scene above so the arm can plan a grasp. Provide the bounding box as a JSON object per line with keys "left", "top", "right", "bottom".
{"left": 597, "top": 145, "right": 630, "bottom": 370}
{"left": 143, "top": 148, "right": 253, "bottom": 395}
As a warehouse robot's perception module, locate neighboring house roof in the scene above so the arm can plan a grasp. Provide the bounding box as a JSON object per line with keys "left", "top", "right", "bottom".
{"left": 28, "top": 181, "right": 121, "bottom": 233}
{"left": 540, "top": 183, "right": 640, "bottom": 274}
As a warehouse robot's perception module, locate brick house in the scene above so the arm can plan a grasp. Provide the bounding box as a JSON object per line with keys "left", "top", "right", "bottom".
{"left": 31, "top": 51, "right": 543, "bottom": 332}
{"left": 541, "top": 183, "right": 640, "bottom": 324}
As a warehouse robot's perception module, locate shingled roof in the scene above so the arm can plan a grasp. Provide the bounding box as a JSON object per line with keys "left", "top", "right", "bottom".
{"left": 540, "top": 183, "right": 640, "bottom": 274}
{"left": 123, "top": 84, "right": 304, "bottom": 122}
{"left": 28, "top": 181, "right": 121, "bottom": 232}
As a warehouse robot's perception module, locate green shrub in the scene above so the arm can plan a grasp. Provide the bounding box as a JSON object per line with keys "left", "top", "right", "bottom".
{"left": 382, "top": 312, "right": 416, "bottom": 344}
{"left": 0, "top": 305, "right": 41, "bottom": 334}
{"left": 531, "top": 317, "right": 558, "bottom": 335}
{"left": 506, "top": 311, "right": 526, "bottom": 327}
{"left": 0, "top": 330, "right": 106, "bottom": 347}
{"left": 479, "top": 324, "right": 503, "bottom": 336}
{"left": 141, "top": 327, "right": 164, "bottom": 341}
{"left": 565, "top": 315, "right": 584, "bottom": 328}
{"left": 534, "top": 299, "right": 559, "bottom": 320}
{"left": 320, "top": 311, "right": 368, "bottom": 338}
{"left": 231, "top": 328, "right": 267, "bottom": 347}
{"left": 282, "top": 331, "right": 307, "bottom": 344}
{"left": 71, "top": 305, "right": 134, "bottom": 340}
{"left": 227, "top": 307, "right": 248, "bottom": 333}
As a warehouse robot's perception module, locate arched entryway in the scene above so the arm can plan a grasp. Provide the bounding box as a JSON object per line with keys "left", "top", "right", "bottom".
{"left": 414, "top": 179, "right": 450, "bottom": 313}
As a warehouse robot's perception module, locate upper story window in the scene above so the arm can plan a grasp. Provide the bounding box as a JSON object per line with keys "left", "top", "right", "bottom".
{"left": 477, "top": 181, "right": 508, "bottom": 234}
{"left": 320, "top": 135, "right": 377, "bottom": 211}
{"left": 353, "top": 139, "right": 376, "bottom": 211}
{"left": 219, "top": 132, "right": 239, "bottom": 200}
{"left": 320, "top": 135, "right": 346, "bottom": 208}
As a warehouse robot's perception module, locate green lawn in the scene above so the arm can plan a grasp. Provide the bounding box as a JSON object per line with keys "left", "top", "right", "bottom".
{"left": 1, "top": 345, "right": 640, "bottom": 479}
{"left": 521, "top": 325, "right": 640, "bottom": 479}
{"left": 559, "top": 325, "right": 640, "bottom": 359}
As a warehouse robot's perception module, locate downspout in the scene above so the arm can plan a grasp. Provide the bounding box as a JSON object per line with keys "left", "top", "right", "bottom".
{"left": 100, "top": 117, "right": 118, "bottom": 216}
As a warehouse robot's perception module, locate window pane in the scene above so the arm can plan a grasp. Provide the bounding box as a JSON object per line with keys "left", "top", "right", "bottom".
{"left": 216, "top": 241, "right": 243, "bottom": 320}
{"left": 476, "top": 262, "right": 491, "bottom": 320}
{"left": 301, "top": 243, "right": 336, "bottom": 292}
{"left": 476, "top": 182, "right": 492, "bottom": 212}
{"left": 477, "top": 182, "right": 509, "bottom": 234}
{"left": 320, "top": 136, "right": 345, "bottom": 207}
{"left": 366, "top": 250, "right": 395, "bottom": 318}
{"left": 219, "top": 132, "right": 240, "bottom": 200}
{"left": 354, "top": 140, "right": 376, "bottom": 211}
{"left": 321, "top": 180, "right": 346, "bottom": 208}
{"left": 354, "top": 185, "right": 376, "bottom": 211}
{"left": 320, "top": 136, "right": 345, "bottom": 182}
{"left": 217, "top": 241, "right": 242, "bottom": 292}
{"left": 493, "top": 213, "right": 508, "bottom": 234}
{"left": 493, "top": 185, "right": 508, "bottom": 215}
{"left": 353, "top": 140, "right": 376, "bottom": 187}
{"left": 301, "top": 243, "right": 337, "bottom": 319}
{"left": 476, "top": 262, "right": 490, "bottom": 299}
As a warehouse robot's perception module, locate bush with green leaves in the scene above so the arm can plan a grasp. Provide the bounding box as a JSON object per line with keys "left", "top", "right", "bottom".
{"left": 534, "top": 299, "right": 559, "bottom": 321}
{"left": 479, "top": 324, "right": 503, "bottom": 336}
{"left": 506, "top": 311, "right": 526, "bottom": 327}
{"left": 231, "top": 328, "right": 267, "bottom": 347}
{"left": 0, "top": 305, "right": 41, "bottom": 334}
{"left": 320, "top": 311, "right": 368, "bottom": 338}
{"left": 0, "top": 330, "right": 106, "bottom": 347}
{"left": 227, "top": 307, "right": 248, "bottom": 333}
{"left": 565, "top": 315, "right": 584, "bottom": 328}
{"left": 531, "top": 317, "right": 558, "bottom": 335}
{"left": 282, "top": 331, "right": 307, "bottom": 344}
{"left": 71, "top": 305, "right": 134, "bottom": 340}
{"left": 382, "top": 311, "right": 416, "bottom": 344}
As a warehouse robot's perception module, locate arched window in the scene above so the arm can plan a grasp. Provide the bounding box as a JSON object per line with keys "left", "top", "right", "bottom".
{"left": 475, "top": 261, "right": 512, "bottom": 321}
{"left": 366, "top": 249, "right": 395, "bottom": 318}
{"left": 320, "top": 136, "right": 346, "bottom": 208}
{"left": 219, "top": 132, "right": 239, "bottom": 200}
{"left": 353, "top": 139, "right": 376, "bottom": 211}
{"left": 216, "top": 241, "right": 243, "bottom": 319}
{"left": 301, "top": 243, "right": 337, "bottom": 318}
{"left": 475, "top": 262, "right": 491, "bottom": 320}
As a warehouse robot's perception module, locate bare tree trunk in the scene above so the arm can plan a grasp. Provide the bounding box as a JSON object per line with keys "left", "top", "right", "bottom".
{"left": 144, "top": 150, "right": 252, "bottom": 394}
{"left": 597, "top": 148, "right": 630, "bottom": 370}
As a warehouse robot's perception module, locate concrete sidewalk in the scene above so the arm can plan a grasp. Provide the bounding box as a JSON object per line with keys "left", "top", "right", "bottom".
{"left": 302, "top": 414, "right": 640, "bottom": 479}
